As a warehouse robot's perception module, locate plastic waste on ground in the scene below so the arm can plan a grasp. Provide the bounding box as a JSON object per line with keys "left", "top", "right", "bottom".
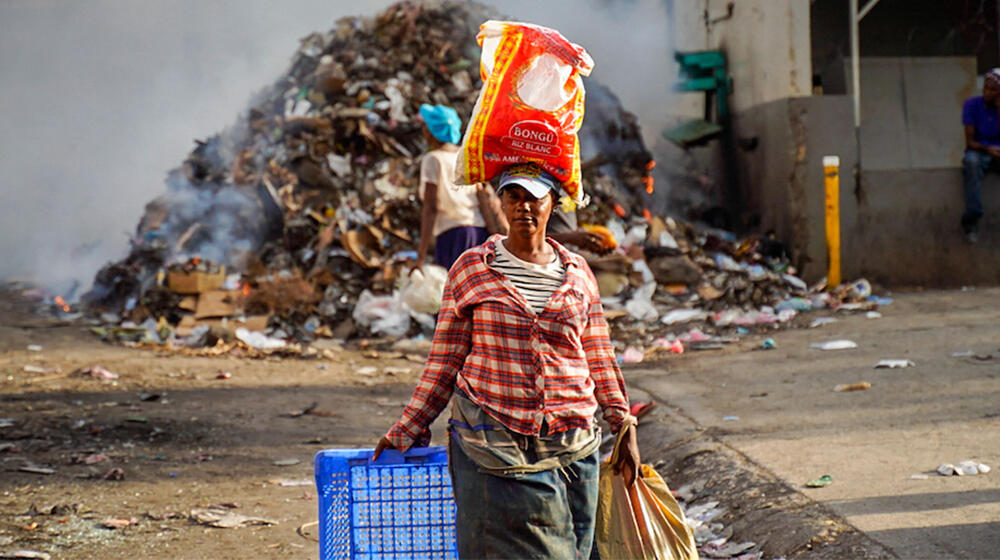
{"left": 678, "top": 328, "right": 711, "bottom": 343}
{"left": 937, "top": 461, "right": 991, "bottom": 476}
{"left": 352, "top": 290, "right": 411, "bottom": 338}
{"left": 625, "top": 282, "right": 659, "bottom": 322}
{"left": 811, "top": 339, "right": 858, "bottom": 351}
{"left": 806, "top": 474, "right": 833, "bottom": 488}
{"left": 651, "top": 337, "right": 685, "bottom": 354}
{"left": 833, "top": 381, "right": 871, "bottom": 392}
{"left": 846, "top": 279, "right": 872, "bottom": 300}
{"left": 235, "top": 327, "right": 287, "bottom": 350}
{"left": 775, "top": 297, "right": 813, "bottom": 312}
{"left": 399, "top": 264, "right": 448, "bottom": 315}
{"left": 660, "top": 308, "right": 710, "bottom": 325}
{"left": 809, "top": 317, "right": 837, "bottom": 328}
{"left": 714, "top": 307, "right": 795, "bottom": 327}
{"left": 874, "top": 359, "right": 915, "bottom": 369}
{"left": 619, "top": 346, "right": 644, "bottom": 363}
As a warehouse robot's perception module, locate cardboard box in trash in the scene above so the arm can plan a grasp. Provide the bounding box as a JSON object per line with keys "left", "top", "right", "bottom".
{"left": 168, "top": 266, "right": 226, "bottom": 294}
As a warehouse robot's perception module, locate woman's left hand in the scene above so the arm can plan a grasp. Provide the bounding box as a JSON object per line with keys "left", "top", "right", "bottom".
{"left": 612, "top": 424, "right": 641, "bottom": 487}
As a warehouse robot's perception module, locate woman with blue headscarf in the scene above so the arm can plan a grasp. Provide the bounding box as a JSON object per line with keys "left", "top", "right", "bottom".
{"left": 415, "top": 104, "right": 505, "bottom": 270}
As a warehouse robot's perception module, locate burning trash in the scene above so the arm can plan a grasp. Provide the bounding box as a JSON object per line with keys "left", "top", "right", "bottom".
{"left": 72, "top": 1, "right": 883, "bottom": 357}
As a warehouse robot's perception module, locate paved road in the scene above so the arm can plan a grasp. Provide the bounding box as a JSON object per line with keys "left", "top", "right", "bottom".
{"left": 629, "top": 288, "right": 1000, "bottom": 559}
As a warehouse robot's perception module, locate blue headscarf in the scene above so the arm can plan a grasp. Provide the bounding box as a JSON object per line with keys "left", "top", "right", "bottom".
{"left": 419, "top": 104, "right": 462, "bottom": 145}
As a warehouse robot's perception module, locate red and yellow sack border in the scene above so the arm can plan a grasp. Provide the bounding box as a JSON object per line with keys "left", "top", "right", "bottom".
{"left": 457, "top": 21, "right": 593, "bottom": 205}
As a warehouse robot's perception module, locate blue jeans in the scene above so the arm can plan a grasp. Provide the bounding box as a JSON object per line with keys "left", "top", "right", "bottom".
{"left": 448, "top": 433, "right": 600, "bottom": 559}
{"left": 962, "top": 149, "right": 998, "bottom": 230}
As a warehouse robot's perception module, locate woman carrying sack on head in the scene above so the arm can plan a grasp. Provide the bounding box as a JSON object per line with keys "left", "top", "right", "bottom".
{"left": 375, "top": 162, "right": 640, "bottom": 559}
{"left": 415, "top": 103, "right": 506, "bottom": 272}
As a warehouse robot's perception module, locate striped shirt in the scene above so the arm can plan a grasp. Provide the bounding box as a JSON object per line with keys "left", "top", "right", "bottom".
{"left": 386, "top": 234, "right": 630, "bottom": 450}
{"left": 491, "top": 239, "right": 565, "bottom": 314}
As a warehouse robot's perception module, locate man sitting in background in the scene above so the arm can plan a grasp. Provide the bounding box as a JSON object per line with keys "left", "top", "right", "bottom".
{"left": 961, "top": 69, "right": 1000, "bottom": 243}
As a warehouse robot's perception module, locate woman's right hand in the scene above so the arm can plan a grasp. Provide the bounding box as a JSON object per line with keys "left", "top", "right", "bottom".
{"left": 372, "top": 436, "right": 394, "bottom": 461}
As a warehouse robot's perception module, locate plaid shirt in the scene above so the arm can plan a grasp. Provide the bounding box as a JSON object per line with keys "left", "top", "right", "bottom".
{"left": 387, "top": 235, "right": 630, "bottom": 450}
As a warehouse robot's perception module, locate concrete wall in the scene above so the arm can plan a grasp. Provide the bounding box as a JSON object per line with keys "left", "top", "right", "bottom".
{"left": 667, "top": 0, "right": 812, "bottom": 120}
{"left": 731, "top": 95, "right": 857, "bottom": 281}
{"left": 854, "top": 169, "right": 1000, "bottom": 287}
{"left": 734, "top": 94, "right": 1000, "bottom": 288}
{"left": 850, "top": 57, "right": 976, "bottom": 170}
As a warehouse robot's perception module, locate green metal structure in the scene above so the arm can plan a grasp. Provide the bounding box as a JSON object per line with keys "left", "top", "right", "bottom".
{"left": 663, "top": 50, "right": 732, "bottom": 147}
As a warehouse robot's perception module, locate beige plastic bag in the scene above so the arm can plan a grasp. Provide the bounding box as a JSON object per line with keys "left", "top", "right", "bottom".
{"left": 595, "top": 423, "right": 699, "bottom": 560}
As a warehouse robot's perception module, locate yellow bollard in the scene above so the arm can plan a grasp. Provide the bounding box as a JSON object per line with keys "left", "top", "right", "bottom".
{"left": 823, "top": 156, "right": 841, "bottom": 288}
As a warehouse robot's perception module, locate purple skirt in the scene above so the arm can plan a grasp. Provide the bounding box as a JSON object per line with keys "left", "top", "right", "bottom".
{"left": 435, "top": 226, "right": 488, "bottom": 271}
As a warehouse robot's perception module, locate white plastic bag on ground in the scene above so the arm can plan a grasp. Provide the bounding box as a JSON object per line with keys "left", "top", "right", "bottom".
{"left": 625, "top": 282, "right": 658, "bottom": 323}
{"left": 399, "top": 264, "right": 448, "bottom": 315}
{"left": 235, "top": 327, "right": 287, "bottom": 350}
{"left": 353, "top": 290, "right": 411, "bottom": 337}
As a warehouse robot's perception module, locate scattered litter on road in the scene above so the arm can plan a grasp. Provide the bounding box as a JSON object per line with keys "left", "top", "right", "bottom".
{"left": 811, "top": 340, "right": 858, "bottom": 351}
{"left": 145, "top": 511, "right": 183, "bottom": 521}
{"left": 75, "top": 365, "right": 118, "bottom": 380}
{"left": 648, "top": 338, "right": 685, "bottom": 356}
{"left": 808, "top": 317, "right": 837, "bottom": 328}
{"left": 101, "top": 468, "right": 125, "bottom": 481}
{"left": 269, "top": 478, "right": 313, "bottom": 487}
{"left": 0, "top": 551, "right": 52, "bottom": 560}
{"left": 297, "top": 520, "right": 320, "bottom": 543}
{"left": 215, "top": 370, "right": 232, "bottom": 380}
{"left": 235, "top": 327, "right": 287, "bottom": 351}
{"left": 100, "top": 517, "right": 135, "bottom": 530}
{"left": 23, "top": 365, "right": 59, "bottom": 374}
{"left": 937, "top": 461, "right": 990, "bottom": 476}
{"left": 834, "top": 381, "right": 871, "bottom": 392}
{"left": 26, "top": 345, "right": 42, "bottom": 352}
{"left": 760, "top": 338, "right": 776, "bottom": 350}
{"left": 722, "top": 415, "right": 739, "bottom": 422}
{"left": 865, "top": 311, "right": 882, "bottom": 319}
{"left": 619, "top": 346, "right": 644, "bottom": 363}
{"left": 952, "top": 350, "right": 974, "bottom": 358}
{"left": 283, "top": 402, "right": 318, "bottom": 418}
{"left": 0, "top": 419, "right": 15, "bottom": 428}
{"left": 273, "top": 458, "right": 301, "bottom": 467}
{"left": 660, "top": 308, "right": 711, "bottom": 325}
{"left": 72, "top": 452, "right": 109, "bottom": 465}
{"left": 18, "top": 466, "right": 55, "bottom": 475}
{"left": 909, "top": 473, "right": 930, "bottom": 480}
{"left": 874, "top": 359, "right": 915, "bottom": 369}
{"left": 629, "top": 402, "right": 658, "bottom": 421}
{"left": 701, "top": 540, "right": 757, "bottom": 558}
{"left": 806, "top": 474, "right": 833, "bottom": 488}
{"left": 190, "top": 507, "right": 277, "bottom": 528}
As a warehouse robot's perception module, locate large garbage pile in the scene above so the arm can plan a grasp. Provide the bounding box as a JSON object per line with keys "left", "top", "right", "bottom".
{"left": 79, "top": 0, "right": 883, "bottom": 357}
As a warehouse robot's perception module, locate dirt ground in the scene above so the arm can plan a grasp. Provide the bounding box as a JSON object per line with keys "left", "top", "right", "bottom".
{"left": 0, "top": 283, "right": 905, "bottom": 560}
{"left": 0, "top": 287, "right": 432, "bottom": 560}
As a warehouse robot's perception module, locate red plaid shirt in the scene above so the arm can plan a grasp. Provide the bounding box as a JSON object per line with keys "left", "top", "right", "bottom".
{"left": 387, "top": 235, "right": 630, "bottom": 450}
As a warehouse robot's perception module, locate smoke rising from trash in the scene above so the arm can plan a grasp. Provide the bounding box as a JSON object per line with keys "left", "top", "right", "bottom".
{"left": 0, "top": 0, "right": 675, "bottom": 298}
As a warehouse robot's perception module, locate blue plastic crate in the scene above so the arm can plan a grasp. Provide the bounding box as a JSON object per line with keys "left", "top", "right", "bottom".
{"left": 314, "top": 446, "right": 457, "bottom": 560}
